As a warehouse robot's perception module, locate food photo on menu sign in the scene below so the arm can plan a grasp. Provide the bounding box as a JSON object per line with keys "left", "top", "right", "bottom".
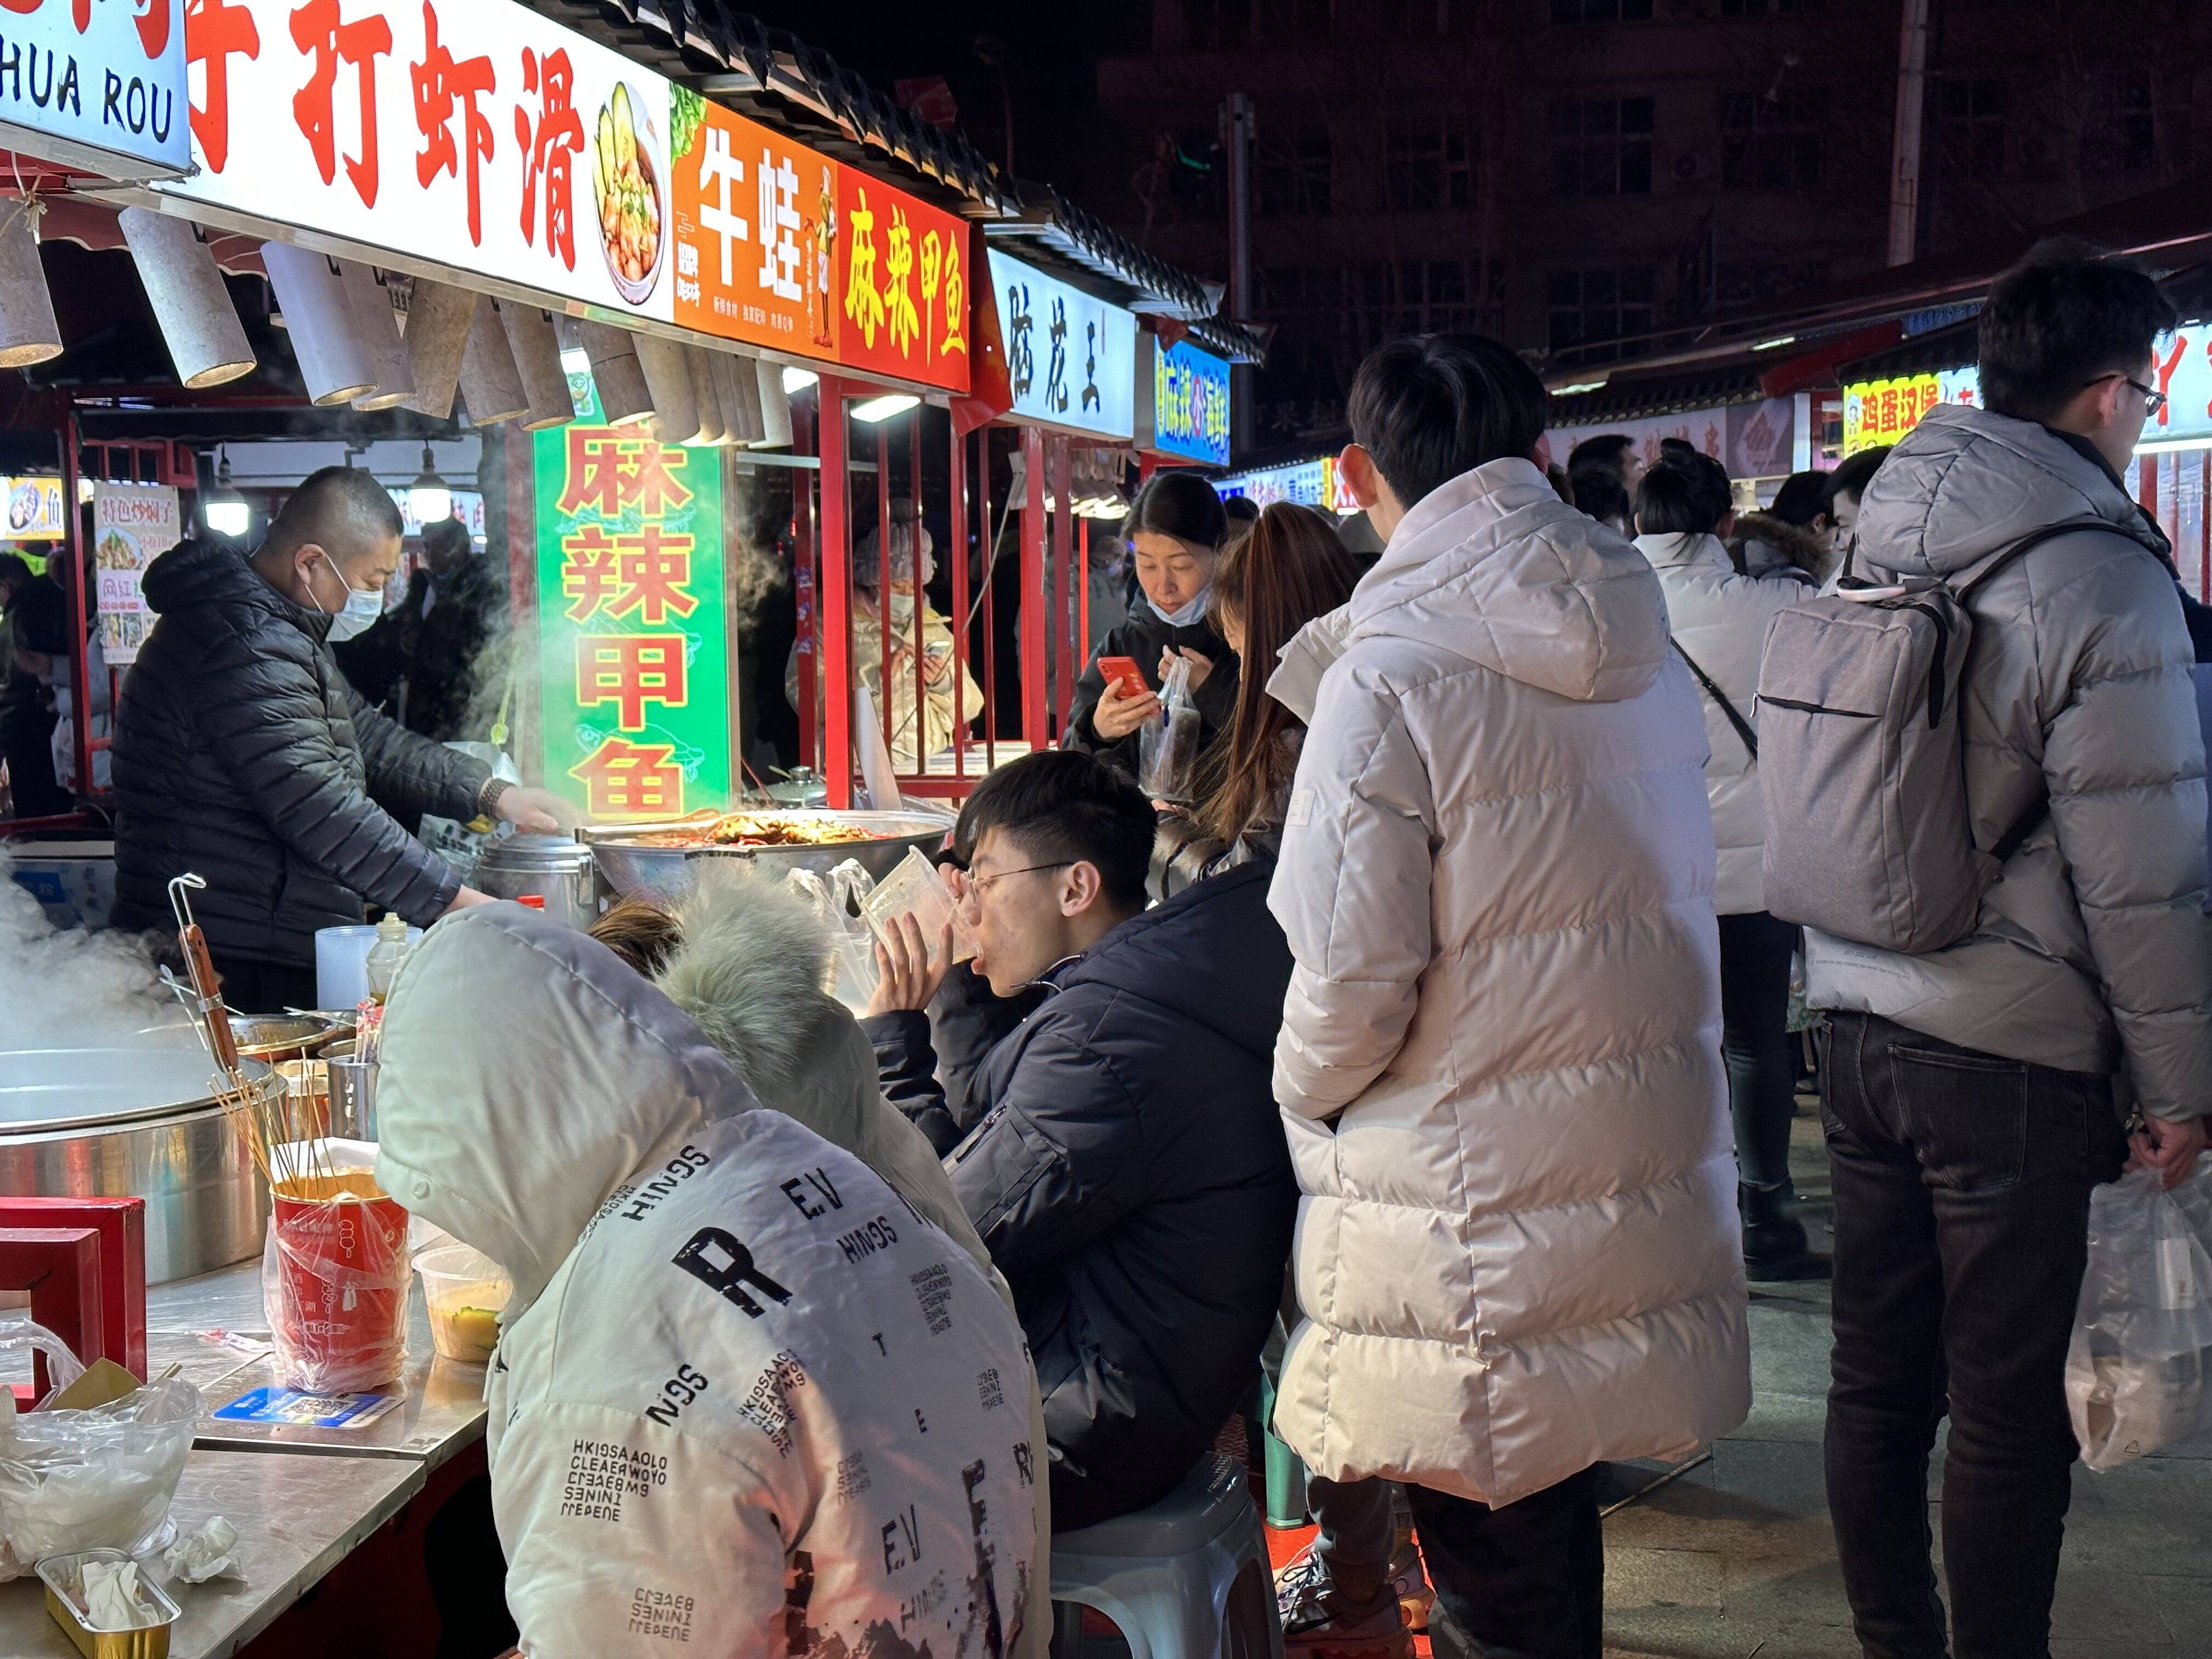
{"left": 160, "top": 0, "right": 674, "bottom": 318}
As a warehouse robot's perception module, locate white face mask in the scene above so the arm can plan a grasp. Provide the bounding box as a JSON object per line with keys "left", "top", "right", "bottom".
{"left": 317, "top": 550, "right": 386, "bottom": 642}
{"left": 887, "top": 591, "right": 918, "bottom": 628}
{"left": 1155, "top": 586, "right": 1210, "bottom": 629}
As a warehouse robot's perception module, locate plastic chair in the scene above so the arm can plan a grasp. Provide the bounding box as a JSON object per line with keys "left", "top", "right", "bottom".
{"left": 1051, "top": 1453, "right": 1285, "bottom": 1659}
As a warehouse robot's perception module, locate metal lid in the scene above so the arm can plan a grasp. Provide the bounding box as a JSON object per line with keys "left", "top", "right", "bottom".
{"left": 473, "top": 832, "right": 595, "bottom": 876}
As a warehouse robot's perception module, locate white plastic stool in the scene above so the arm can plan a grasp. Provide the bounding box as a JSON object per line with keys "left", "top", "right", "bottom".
{"left": 1049, "top": 1453, "right": 1285, "bottom": 1659}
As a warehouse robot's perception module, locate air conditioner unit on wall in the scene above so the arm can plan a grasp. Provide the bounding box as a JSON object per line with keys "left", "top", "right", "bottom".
{"left": 1672, "top": 151, "right": 1709, "bottom": 185}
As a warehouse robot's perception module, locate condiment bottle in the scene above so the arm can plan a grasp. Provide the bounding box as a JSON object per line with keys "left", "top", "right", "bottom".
{"left": 364, "top": 912, "right": 415, "bottom": 1006}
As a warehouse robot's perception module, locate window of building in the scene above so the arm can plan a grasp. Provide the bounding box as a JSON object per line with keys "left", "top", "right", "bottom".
{"left": 1937, "top": 78, "right": 2005, "bottom": 180}
{"left": 1547, "top": 266, "right": 1654, "bottom": 365}
{"left": 1260, "top": 122, "right": 1333, "bottom": 216}
{"left": 1387, "top": 115, "right": 1475, "bottom": 211}
{"left": 1186, "top": 0, "right": 1252, "bottom": 49}
{"left": 2086, "top": 68, "right": 2157, "bottom": 172}
{"left": 1718, "top": 89, "right": 1824, "bottom": 190}
{"left": 1351, "top": 260, "right": 1498, "bottom": 345}
{"left": 1716, "top": 259, "right": 1830, "bottom": 307}
{"left": 1549, "top": 98, "right": 1654, "bottom": 196}
{"left": 1256, "top": 0, "right": 1332, "bottom": 38}
{"left": 1719, "top": 0, "right": 1824, "bottom": 13}
{"left": 1550, "top": 0, "right": 1652, "bottom": 22}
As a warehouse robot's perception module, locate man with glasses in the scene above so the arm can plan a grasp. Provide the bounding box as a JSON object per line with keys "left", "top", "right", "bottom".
{"left": 1809, "top": 238, "right": 2212, "bottom": 1658}
{"left": 863, "top": 748, "right": 1298, "bottom": 1532}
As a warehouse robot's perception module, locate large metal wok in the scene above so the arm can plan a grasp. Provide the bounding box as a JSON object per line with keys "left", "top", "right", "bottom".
{"left": 0, "top": 1046, "right": 278, "bottom": 1283}
{"left": 580, "top": 810, "right": 951, "bottom": 906}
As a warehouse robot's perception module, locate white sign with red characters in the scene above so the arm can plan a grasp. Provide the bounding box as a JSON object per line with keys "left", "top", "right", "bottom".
{"left": 157, "top": 0, "right": 674, "bottom": 322}
{"left": 0, "top": 1, "right": 189, "bottom": 178}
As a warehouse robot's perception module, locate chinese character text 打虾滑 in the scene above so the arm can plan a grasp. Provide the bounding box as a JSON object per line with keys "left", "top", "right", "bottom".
{"left": 291, "top": 0, "right": 392, "bottom": 207}
{"left": 515, "top": 44, "right": 585, "bottom": 269}
{"left": 187, "top": 0, "right": 262, "bottom": 175}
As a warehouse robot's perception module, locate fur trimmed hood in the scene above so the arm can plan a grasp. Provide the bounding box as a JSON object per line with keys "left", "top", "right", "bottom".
{"left": 1729, "top": 511, "right": 1829, "bottom": 583}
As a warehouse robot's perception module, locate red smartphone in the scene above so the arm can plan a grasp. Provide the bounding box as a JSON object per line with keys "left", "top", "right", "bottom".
{"left": 1096, "top": 656, "right": 1149, "bottom": 698}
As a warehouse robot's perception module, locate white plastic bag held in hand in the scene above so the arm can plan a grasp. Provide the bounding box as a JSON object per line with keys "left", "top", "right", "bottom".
{"left": 1138, "top": 654, "right": 1202, "bottom": 802}
{"left": 2067, "top": 1165, "right": 2212, "bottom": 1470}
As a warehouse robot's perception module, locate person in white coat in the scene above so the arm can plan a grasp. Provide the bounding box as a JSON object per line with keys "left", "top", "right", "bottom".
{"left": 1634, "top": 450, "right": 1830, "bottom": 1282}
{"left": 1270, "top": 334, "right": 1750, "bottom": 1659}
{"left": 374, "top": 904, "right": 1040, "bottom": 1659}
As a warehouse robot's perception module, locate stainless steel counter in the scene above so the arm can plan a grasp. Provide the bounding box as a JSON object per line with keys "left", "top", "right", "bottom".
{"left": 0, "top": 1448, "right": 422, "bottom": 1659}
{"left": 149, "top": 1259, "right": 490, "bottom": 1469}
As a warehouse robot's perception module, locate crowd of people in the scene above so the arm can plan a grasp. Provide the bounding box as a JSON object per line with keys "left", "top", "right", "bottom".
{"left": 352, "top": 234, "right": 2212, "bottom": 1659}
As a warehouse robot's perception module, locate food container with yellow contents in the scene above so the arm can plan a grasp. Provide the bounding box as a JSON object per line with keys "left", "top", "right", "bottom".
{"left": 416, "top": 1243, "right": 512, "bottom": 1364}
{"left": 37, "top": 1548, "right": 180, "bottom": 1659}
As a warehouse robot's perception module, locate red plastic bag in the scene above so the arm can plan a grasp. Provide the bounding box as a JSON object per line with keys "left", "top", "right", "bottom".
{"left": 262, "top": 1175, "right": 410, "bottom": 1394}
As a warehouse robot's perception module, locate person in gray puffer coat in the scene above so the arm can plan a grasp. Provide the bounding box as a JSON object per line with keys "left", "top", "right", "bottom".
{"left": 1807, "top": 241, "right": 2212, "bottom": 1659}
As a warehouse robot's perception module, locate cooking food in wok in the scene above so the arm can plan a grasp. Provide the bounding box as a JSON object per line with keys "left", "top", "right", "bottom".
{"left": 630, "top": 812, "right": 881, "bottom": 849}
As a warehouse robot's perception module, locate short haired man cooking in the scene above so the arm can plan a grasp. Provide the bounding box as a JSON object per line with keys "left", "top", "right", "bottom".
{"left": 111, "top": 465, "right": 569, "bottom": 1012}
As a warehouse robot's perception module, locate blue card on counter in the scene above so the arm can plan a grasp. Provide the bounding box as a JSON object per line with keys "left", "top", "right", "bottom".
{"left": 212, "top": 1386, "right": 402, "bottom": 1429}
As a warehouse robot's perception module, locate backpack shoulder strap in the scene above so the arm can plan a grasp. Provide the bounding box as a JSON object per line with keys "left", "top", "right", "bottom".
{"left": 1953, "top": 518, "right": 2139, "bottom": 598}
{"left": 1671, "top": 637, "right": 1758, "bottom": 760}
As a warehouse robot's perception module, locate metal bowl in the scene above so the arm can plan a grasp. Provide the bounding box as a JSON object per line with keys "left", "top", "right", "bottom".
{"left": 580, "top": 810, "right": 952, "bottom": 906}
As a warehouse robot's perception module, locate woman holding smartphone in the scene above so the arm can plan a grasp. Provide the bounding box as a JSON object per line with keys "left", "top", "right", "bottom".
{"left": 1063, "top": 471, "right": 1240, "bottom": 783}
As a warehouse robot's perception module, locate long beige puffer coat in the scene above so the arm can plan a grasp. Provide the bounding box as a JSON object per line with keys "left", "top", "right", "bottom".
{"left": 1267, "top": 458, "right": 1751, "bottom": 1507}
{"left": 1635, "top": 530, "right": 1808, "bottom": 916}
{"left": 1805, "top": 404, "right": 2212, "bottom": 1118}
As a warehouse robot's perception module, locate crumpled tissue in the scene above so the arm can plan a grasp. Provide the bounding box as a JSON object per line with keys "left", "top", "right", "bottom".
{"left": 162, "top": 1515, "right": 244, "bottom": 1584}
{"left": 80, "top": 1559, "right": 155, "bottom": 1630}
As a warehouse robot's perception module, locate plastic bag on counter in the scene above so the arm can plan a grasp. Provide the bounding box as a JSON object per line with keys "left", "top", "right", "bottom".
{"left": 863, "top": 847, "right": 976, "bottom": 967}
{"left": 2066, "top": 1165, "right": 2212, "bottom": 1470}
{"left": 262, "top": 1139, "right": 412, "bottom": 1395}
{"left": 1138, "top": 654, "right": 1203, "bottom": 803}
{"left": 0, "top": 1318, "right": 202, "bottom": 1580}
{"left": 789, "top": 860, "right": 882, "bottom": 1013}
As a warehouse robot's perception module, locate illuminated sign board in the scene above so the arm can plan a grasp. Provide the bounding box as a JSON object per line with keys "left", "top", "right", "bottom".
{"left": 1215, "top": 457, "right": 1356, "bottom": 512}
{"left": 159, "top": 1, "right": 968, "bottom": 392}
{"left": 0, "top": 2, "right": 188, "bottom": 178}
{"left": 1139, "top": 336, "right": 1231, "bottom": 464}
{"left": 534, "top": 376, "right": 730, "bottom": 821}
{"left": 988, "top": 249, "right": 1135, "bottom": 441}
{"left": 1841, "top": 370, "right": 1980, "bottom": 455}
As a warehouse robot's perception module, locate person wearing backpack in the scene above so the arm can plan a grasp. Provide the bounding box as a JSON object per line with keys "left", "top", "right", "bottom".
{"left": 1774, "top": 240, "right": 2212, "bottom": 1659}
{"left": 1634, "top": 452, "right": 1830, "bottom": 1282}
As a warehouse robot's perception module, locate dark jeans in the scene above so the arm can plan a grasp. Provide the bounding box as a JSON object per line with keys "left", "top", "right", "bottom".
{"left": 1406, "top": 1469, "right": 1601, "bottom": 1659}
{"left": 209, "top": 953, "right": 323, "bottom": 1016}
{"left": 1717, "top": 910, "right": 1799, "bottom": 1193}
{"left": 1310, "top": 1473, "right": 1395, "bottom": 1598}
{"left": 1821, "top": 1012, "right": 2127, "bottom": 1659}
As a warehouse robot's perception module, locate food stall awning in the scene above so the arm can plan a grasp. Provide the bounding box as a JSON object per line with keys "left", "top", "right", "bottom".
{"left": 1542, "top": 170, "right": 2212, "bottom": 393}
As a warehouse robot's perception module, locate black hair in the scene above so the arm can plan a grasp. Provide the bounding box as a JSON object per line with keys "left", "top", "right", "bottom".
{"left": 1634, "top": 452, "right": 1732, "bottom": 537}
{"left": 1221, "top": 494, "right": 1261, "bottom": 524}
{"left": 420, "top": 517, "right": 471, "bottom": 562}
{"left": 1566, "top": 432, "right": 1635, "bottom": 527}
{"left": 264, "top": 465, "right": 404, "bottom": 561}
{"left": 0, "top": 551, "right": 32, "bottom": 588}
{"left": 1348, "top": 333, "right": 1549, "bottom": 509}
{"left": 1767, "top": 470, "right": 1829, "bottom": 527}
{"left": 1979, "top": 237, "right": 2179, "bottom": 423}
{"left": 953, "top": 748, "right": 1154, "bottom": 911}
{"left": 1125, "top": 470, "right": 1228, "bottom": 551}
{"left": 1820, "top": 447, "right": 1891, "bottom": 513}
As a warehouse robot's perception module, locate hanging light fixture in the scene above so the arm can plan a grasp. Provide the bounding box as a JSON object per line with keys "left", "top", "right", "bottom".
{"left": 204, "top": 447, "right": 250, "bottom": 539}
{"left": 850, "top": 392, "right": 919, "bottom": 424}
{"left": 407, "top": 444, "right": 451, "bottom": 526}
{"left": 781, "top": 365, "right": 819, "bottom": 394}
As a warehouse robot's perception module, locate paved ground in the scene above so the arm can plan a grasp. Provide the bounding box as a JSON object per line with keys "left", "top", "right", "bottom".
{"left": 1597, "top": 1099, "right": 2212, "bottom": 1658}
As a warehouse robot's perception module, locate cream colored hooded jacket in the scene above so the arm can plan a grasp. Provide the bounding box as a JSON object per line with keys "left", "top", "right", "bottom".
{"left": 375, "top": 906, "right": 1040, "bottom": 1659}
{"left": 1635, "top": 530, "right": 1807, "bottom": 915}
{"left": 1267, "top": 458, "right": 1751, "bottom": 1507}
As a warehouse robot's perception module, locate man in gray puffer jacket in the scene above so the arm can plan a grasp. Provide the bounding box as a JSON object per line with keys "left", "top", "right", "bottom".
{"left": 1808, "top": 241, "right": 2211, "bottom": 1659}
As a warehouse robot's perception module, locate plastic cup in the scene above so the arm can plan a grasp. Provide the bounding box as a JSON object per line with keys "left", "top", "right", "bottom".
{"left": 416, "top": 1243, "right": 512, "bottom": 1364}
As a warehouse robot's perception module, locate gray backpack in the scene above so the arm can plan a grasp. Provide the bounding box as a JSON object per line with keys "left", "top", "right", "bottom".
{"left": 1756, "top": 521, "right": 2110, "bottom": 953}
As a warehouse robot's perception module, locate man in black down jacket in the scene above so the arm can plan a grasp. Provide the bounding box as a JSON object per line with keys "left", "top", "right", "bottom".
{"left": 111, "top": 466, "right": 565, "bottom": 1012}
{"left": 864, "top": 749, "right": 1297, "bottom": 1530}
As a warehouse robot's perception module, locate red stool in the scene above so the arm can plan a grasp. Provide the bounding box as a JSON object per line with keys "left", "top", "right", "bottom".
{"left": 0, "top": 1227, "right": 104, "bottom": 1402}
{"left": 0, "top": 1197, "right": 147, "bottom": 1380}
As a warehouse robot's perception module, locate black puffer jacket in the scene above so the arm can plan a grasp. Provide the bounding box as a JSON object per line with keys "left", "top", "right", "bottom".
{"left": 111, "top": 540, "right": 490, "bottom": 964}
{"left": 866, "top": 862, "right": 1297, "bottom": 1525}
{"left": 1062, "top": 596, "right": 1239, "bottom": 781}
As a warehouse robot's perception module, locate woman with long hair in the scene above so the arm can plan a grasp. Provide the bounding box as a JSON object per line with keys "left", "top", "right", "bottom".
{"left": 1153, "top": 501, "right": 1359, "bottom": 894}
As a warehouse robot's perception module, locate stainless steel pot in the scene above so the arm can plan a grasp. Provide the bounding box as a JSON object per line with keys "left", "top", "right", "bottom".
{"left": 580, "top": 811, "right": 952, "bottom": 906}
{"left": 472, "top": 832, "right": 600, "bottom": 928}
{"left": 0, "top": 1048, "right": 276, "bottom": 1283}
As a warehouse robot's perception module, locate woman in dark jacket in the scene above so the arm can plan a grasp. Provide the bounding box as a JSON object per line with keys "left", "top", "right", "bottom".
{"left": 1153, "top": 504, "right": 1359, "bottom": 897}
{"left": 1062, "top": 471, "right": 1239, "bottom": 778}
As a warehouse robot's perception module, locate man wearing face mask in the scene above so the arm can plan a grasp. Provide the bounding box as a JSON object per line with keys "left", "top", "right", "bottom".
{"left": 111, "top": 466, "right": 570, "bottom": 1013}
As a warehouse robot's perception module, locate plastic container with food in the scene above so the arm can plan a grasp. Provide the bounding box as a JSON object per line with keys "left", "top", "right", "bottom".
{"left": 416, "top": 1244, "right": 513, "bottom": 1364}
